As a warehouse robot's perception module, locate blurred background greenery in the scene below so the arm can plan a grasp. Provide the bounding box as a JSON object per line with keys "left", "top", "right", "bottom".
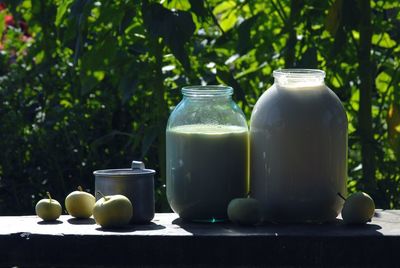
{"left": 0, "top": 0, "right": 399, "bottom": 214}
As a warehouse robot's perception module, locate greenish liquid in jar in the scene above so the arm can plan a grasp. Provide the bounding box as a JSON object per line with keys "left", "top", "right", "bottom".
{"left": 166, "top": 124, "right": 249, "bottom": 222}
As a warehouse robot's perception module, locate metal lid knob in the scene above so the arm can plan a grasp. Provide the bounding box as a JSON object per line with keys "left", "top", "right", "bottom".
{"left": 132, "top": 161, "right": 145, "bottom": 170}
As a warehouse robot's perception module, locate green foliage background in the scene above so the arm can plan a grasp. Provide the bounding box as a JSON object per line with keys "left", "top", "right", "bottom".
{"left": 0, "top": 0, "right": 399, "bottom": 214}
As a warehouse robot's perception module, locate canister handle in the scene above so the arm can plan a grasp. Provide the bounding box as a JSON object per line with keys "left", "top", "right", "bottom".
{"left": 132, "top": 161, "right": 145, "bottom": 170}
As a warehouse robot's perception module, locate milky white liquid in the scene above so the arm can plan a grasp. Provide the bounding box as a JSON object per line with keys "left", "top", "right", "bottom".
{"left": 250, "top": 83, "right": 347, "bottom": 223}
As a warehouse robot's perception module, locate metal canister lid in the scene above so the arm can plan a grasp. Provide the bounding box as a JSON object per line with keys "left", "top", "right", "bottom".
{"left": 93, "top": 161, "right": 155, "bottom": 177}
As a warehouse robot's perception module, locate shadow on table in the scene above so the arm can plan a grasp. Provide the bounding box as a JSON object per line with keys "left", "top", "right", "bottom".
{"left": 96, "top": 222, "right": 166, "bottom": 233}
{"left": 37, "top": 220, "right": 63, "bottom": 225}
{"left": 172, "top": 217, "right": 383, "bottom": 236}
{"left": 337, "top": 222, "right": 382, "bottom": 230}
{"left": 171, "top": 217, "right": 232, "bottom": 235}
{"left": 326, "top": 219, "right": 382, "bottom": 234}
{"left": 172, "top": 217, "right": 226, "bottom": 226}
{"left": 67, "top": 218, "right": 96, "bottom": 225}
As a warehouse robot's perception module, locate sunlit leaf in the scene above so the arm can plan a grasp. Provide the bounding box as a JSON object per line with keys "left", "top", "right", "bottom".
{"left": 55, "top": 0, "right": 74, "bottom": 26}
{"left": 213, "top": 0, "right": 237, "bottom": 32}
{"left": 350, "top": 89, "right": 359, "bottom": 111}
{"left": 220, "top": 10, "right": 237, "bottom": 32}
{"left": 164, "top": 0, "right": 191, "bottom": 11}
{"left": 34, "top": 50, "right": 45, "bottom": 64}
{"left": 0, "top": 11, "right": 5, "bottom": 35}
{"left": 60, "top": 99, "right": 72, "bottom": 108}
{"left": 375, "top": 71, "right": 392, "bottom": 93}
{"left": 375, "top": 0, "right": 400, "bottom": 9}
{"left": 213, "top": 1, "right": 236, "bottom": 14}
{"left": 372, "top": 33, "right": 397, "bottom": 48}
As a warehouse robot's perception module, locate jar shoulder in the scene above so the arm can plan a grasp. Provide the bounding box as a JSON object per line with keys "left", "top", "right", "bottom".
{"left": 167, "top": 98, "right": 248, "bottom": 129}
{"left": 250, "top": 84, "right": 347, "bottom": 129}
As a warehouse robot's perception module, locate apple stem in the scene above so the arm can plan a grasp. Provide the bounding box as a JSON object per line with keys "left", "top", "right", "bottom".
{"left": 337, "top": 192, "right": 347, "bottom": 201}
{"left": 97, "top": 191, "right": 109, "bottom": 201}
{"left": 46, "top": 192, "right": 52, "bottom": 203}
{"left": 78, "top": 185, "right": 83, "bottom": 191}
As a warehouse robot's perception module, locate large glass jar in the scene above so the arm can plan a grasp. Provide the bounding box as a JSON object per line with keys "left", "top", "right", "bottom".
{"left": 166, "top": 86, "right": 248, "bottom": 222}
{"left": 250, "top": 69, "right": 348, "bottom": 223}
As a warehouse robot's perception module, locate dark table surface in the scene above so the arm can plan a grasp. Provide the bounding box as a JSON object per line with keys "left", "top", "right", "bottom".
{"left": 0, "top": 210, "right": 399, "bottom": 267}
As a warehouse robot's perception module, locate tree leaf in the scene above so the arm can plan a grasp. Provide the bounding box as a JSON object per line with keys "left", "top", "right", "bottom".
{"left": 217, "top": 66, "right": 247, "bottom": 105}
{"left": 297, "top": 47, "right": 318, "bottom": 68}
{"left": 142, "top": 3, "right": 195, "bottom": 70}
{"left": 119, "top": 65, "right": 138, "bottom": 105}
{"left": 220, "top": 9, "right": 237, "bottom": 32}
{"left": 189, "top": 0, "right": 207, "bottom": 18}
{"left": 325, "top": 0, "right": 342, "bottom": 36}
{"left": 80, "top": 35, "right": 117, "bottom": 94}
{"left": 0, "top": 11, "right": 5, "bottom": 34}
{"left": 55, "top": 0, "right": 74, "bottom": 26}
{"left": 237, "top": 14, "right": 260, "bottom": 55}
{"left": 120, "top": 4, "right": 136, "bottom": 32}
{"left": 372, "top": 33, "right": 397, "bottom": 48}
{"left": 141, "top": 125, "right": 159, "bottom": 158}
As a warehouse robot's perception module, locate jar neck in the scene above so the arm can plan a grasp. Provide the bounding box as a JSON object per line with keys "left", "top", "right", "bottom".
{"left": 273, "top": 69, "right": 325, "bottom": 88}
{"left": 182, "top": 85, "right": 233, "bottom": 100}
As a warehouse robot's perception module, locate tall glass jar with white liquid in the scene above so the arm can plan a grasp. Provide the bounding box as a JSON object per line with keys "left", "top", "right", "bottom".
{"left": 166, "top": 86, "right": 249, "bottom": 222}
{"left": 250, "top": 69, "right": 347, "bottom": 223}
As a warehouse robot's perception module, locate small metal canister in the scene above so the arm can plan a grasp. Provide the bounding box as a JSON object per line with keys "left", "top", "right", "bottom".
{"left": 93, "top": 161, "right": 155, "bottom": 224}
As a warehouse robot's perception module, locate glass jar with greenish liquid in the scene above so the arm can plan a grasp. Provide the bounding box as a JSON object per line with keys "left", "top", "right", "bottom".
{"left": 166, "top": 86, "right": 249, "bottom": 222}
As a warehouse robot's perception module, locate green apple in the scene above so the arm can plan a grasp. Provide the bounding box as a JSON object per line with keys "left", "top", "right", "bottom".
{"left": 35, "top": 192, "right": 62, "bottom": 221}
{"left": 227, "top": 197, "right": 262, "bottom": 225}
{"left": 65, "top": 186, "right": 95, "bottom": 219}
{"left": 93, "top": 192, "right": 133, "bottom": 228}
{"left": 341, "top": 192, "right": 375, "bottom": 224}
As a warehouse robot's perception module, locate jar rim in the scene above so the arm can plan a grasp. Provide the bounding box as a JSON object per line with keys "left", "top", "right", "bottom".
{"left": 273, "top": 69, "right": 326, "bottom": 78}
{"left": 182, "top": 85, "right": 233, "bottom": 97}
